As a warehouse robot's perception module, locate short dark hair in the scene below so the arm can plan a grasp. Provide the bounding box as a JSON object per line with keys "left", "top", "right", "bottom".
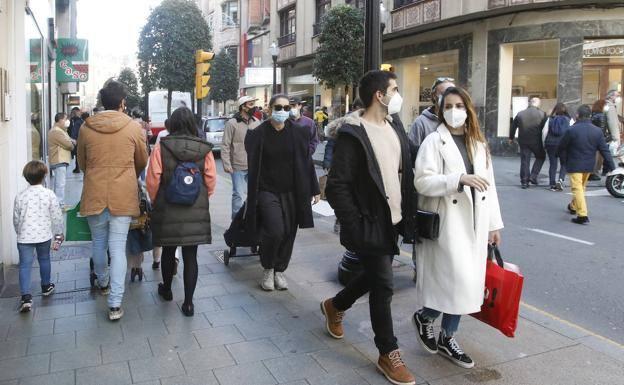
{"left": 99, "top": 80, "right": 127, "bottom": 110}
{"left": 71, "top": 107, "right": 80, "bottom": 112}
{"left": 23, "top": 160, "right": 48, "bottom": 185}
{"left": 131, "top": 110, "right": 141, "bottom": 118}
{"left": 81, "top": 112, "right": 90, "bottom": 120}
{"left": 576, "top": 104, "right": 592, "bottom": 119}
{"left": 358, "top": 70, "right": 397, "bottom": 108}
{"left": 54, "top": 112, "right": 66, "bottom": 123}
{"left": 169, "top": 107, "right": 198, "bottom": 137}
{"left": 269, "top": 93, "right": 289, "bottom": 108}
{"left": 164, "top": 118, "right": 170, "bottom": 130}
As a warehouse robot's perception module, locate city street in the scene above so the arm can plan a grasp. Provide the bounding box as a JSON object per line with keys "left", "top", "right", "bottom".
{"left": 0, "top": 152, "right": 622, "bottom": 385}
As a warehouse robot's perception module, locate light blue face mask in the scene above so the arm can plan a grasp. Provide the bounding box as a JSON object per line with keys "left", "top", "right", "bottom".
{"left": 271, "top": 110, "right": 290, "bottom": 123}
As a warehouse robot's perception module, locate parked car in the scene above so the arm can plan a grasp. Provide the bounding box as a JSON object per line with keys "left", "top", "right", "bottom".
{"left": 202, "top": 117, "right": 228, "bottom": 154}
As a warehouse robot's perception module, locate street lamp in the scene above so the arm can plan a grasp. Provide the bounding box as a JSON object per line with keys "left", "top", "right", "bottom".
{"left": 269, "top": 42, "right": 280, "bottom": 95}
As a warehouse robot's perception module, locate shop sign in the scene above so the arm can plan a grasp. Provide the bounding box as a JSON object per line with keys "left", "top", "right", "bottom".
{"left": 245, "top": 67, "right": 281, "bottom": 86}
{"left": 29, "top": 39, "right": 43, "bottom": 83}
{"left": 67, "top": 96, "right": 80, "bottom": 105}
{"left": 583, "top": 42, "right": 624, "bottom": 58}
{"left": 56, "top": 38, "right": 89, "bottom": 82}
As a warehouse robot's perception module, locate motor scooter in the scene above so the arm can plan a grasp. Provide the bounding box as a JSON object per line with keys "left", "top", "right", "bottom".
{"left": 606, "top": 144, "right": 624, "bottom": 198}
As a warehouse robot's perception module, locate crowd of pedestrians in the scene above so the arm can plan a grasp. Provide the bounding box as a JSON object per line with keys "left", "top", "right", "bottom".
{"left": 11, "top": 69, "right": 620, "bottom": 385}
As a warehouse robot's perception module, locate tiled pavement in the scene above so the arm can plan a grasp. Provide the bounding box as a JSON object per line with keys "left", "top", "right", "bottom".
{"left": 1, "top": 162, "right": 623, "bottom": 385}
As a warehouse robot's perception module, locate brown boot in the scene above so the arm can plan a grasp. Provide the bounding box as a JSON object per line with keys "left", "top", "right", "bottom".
{"left": 377, "top": 350, "right": 416, "bottom": 385}
{"left": 320, "top": 298, "right": 344, "bottom": 339}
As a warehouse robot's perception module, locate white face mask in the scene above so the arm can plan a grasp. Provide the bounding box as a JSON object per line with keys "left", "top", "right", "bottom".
{"left": 289, "top": 107, "right": 300, "bottom": 119}
{"left": 381, "top": 92, "right": 403, "bottom": 115}
{"left": 443, "top": 108, "right": 467, "bottom": 128}
{"left": 63, "top": 119, "right": 70, "bottom": 128}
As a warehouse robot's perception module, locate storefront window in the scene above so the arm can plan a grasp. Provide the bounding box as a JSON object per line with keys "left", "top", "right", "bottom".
{"left": 498, "top": 39, "right": 559, "bottom": 137}
{"left": 25, "top": 13, "right": 45, "bottom": 162}
{"left": 582, "top": 39, "right": 624, "bottom": 118}
{"left": 391, "top": 49, "right": 459, "bottom": 126}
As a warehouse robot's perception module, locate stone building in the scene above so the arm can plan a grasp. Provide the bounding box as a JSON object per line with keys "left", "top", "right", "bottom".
{"left": 384, "top": 0, "right": 624, "bottom": 153}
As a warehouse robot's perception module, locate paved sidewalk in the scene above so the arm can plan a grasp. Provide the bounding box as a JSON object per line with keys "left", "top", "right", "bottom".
{"left": 0, "top": 159, "right": 623, "bottom": 385}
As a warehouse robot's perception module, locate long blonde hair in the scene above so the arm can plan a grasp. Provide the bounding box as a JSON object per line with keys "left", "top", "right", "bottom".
{"left": 438, "top": 87, "right": 490, "bottom": 167}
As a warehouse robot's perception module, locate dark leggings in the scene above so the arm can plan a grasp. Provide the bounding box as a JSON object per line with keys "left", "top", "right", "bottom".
{"left": 161, "top": 245, "right": 198, "bottom": 305}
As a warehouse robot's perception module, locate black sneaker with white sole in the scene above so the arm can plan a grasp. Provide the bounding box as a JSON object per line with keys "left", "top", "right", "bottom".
{"left": 41, "top": 283, "right": 55, "bottom": 296}
{"left": 412, "top": 312, "right": 437, "bottom": 354}
{"left": 108, "top": 307, "right": 124, "bottom": 321}
{"left": 437, "top": 332, "right": 474, "bottom": 369}
{"left": 19, "top": 295, "right": 33, "bottom": 313}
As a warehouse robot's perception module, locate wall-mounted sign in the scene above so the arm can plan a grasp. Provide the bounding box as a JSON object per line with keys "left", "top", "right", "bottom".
{"left": 30, "top": 39, "right": 43, "bottom": 83}
{"left": 56, "top": 38, "right": 89, "bottom": 82}
{"left": 244, "top": 67, "right": 281, "bottom": 86}
{"left": 583, "top": 40, "right": 624, "bottom": 59}
{"left": 67, "top": 95, "right": 81, "bottom": 105}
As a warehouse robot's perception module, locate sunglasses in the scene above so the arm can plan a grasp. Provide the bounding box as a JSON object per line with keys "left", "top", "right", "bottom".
{"left": 273, "top": 104, "right": 292, "bottom": 112}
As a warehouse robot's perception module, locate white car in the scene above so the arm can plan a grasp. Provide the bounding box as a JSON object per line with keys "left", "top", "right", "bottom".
{"left": 202, "top": 117, "right": 228, "bottom": 154}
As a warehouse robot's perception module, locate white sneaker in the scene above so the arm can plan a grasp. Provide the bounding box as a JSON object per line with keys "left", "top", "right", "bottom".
{"left": 274, "top": 272, "right": 288, "bottom": 290}
{"left": 260, "top": 269, "right": 275, "bottom": 291}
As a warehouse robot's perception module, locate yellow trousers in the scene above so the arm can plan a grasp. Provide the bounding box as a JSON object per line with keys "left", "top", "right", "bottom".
{"left": 569, "top": 173, "right": 591, "bottom": 217}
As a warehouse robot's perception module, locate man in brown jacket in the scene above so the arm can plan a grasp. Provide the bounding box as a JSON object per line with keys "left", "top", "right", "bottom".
{"left": 48, "top": 112, "right": 75, "bottom": 207}
{"left": 77, "top": 80, "right": 148, "bottom": 321}
{"left": 222, "top": 96, "right": 261, "bottom": 219}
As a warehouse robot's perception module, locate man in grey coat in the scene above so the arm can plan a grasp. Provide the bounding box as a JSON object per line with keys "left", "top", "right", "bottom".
{"left": 605, "top": 89, "right": 621, "bottom": 147}
{"left": 222, "top": 96, "right": 261, "bottom": 219}
{"left": 509, "top": 97, "right": 548, "bottom": 188}
{"left": 408, "top": 77, "right": 455, "bottom": 149}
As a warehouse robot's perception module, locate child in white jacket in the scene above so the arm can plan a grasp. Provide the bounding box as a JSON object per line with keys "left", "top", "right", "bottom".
{"left": 13, "top": 161, "right": 64, "bottom": 312}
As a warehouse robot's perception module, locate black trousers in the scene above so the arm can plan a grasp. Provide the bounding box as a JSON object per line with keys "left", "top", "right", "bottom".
{"left": 161, "top": 245, "right": 198, "bottom": 305}
{"left": 257, "top": 191, "right": 298, "bottom": 273}
{"left": 333, "top": 254, "right": 398, "bottom": 355}
{"left": 520, "top": 142, "right": 545, "bottom": 184}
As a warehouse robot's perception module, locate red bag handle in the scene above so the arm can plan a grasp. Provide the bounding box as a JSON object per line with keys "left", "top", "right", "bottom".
{"left": 488, "top": 244, "right": 504, "bottom": 268}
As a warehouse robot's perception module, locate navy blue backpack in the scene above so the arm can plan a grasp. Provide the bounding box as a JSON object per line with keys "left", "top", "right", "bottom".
{"left": 165, "top": 161, "right": 201, "bottom": 206}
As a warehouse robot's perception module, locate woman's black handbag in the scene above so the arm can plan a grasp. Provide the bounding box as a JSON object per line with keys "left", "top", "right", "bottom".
{"left": 416, "top": 210, "right": 440, "bottom": 240}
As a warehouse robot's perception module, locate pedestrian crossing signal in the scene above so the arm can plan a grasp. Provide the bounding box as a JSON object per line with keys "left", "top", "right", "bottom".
{"left": 195, "top": 50, "right": 214, "bottom": 100}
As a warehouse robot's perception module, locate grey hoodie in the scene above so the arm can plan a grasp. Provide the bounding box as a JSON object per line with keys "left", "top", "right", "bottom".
{"left": 408, "top": 107, "right": 439, "bottom": 148}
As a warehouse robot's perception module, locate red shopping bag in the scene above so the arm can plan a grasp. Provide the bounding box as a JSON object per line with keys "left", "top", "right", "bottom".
{"left": 471, "top": 245, "right": 524, "bottom": 338}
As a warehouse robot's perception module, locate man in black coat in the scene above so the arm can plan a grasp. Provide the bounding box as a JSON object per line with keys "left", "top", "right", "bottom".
{"left": 320, "top": 71, "right": 417, "bottom": 385}
{"left": 558, "top": 104, "right": 615, "bottom": 224}
{"left": 68, "top": 107, "right": 84, "bottom": 173}
{"left": 509, "top": 97, "right": 548, "bottom": 188}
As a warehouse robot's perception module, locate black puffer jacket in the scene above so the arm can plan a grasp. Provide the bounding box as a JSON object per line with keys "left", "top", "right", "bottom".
{"left": 326, "top": 112, "right": 418, "bottom": 257}
{"left": 151, "top": 135, "right": 213, "bottom": 247}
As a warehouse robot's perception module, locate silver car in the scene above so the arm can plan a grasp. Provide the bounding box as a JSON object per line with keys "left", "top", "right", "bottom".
{"left": 202, "top": 117, "right": 228, "bottom": 154}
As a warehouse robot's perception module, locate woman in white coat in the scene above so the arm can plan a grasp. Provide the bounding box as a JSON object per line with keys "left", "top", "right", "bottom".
{"left": 412, "top": 87, "right": 504, "bottom": 369}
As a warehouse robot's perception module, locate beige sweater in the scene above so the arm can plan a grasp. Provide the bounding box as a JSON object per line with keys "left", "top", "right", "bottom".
{"left": 361, "top": 118, "right": 402, "bottom": 225}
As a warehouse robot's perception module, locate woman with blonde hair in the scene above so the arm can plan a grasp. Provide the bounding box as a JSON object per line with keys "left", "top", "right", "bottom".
{"left": 412, "top": 87, "right": 504, "bottom": 369}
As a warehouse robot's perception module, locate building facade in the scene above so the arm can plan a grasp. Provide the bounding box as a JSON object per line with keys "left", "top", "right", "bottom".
{"left": 0, "top": 0, "right": 61, "bottom": 285}
{"left": 383, "top": 0, "right": 624, "bottom": 153}
{"left": 198, "top": 0, "right": 241, "bottom": 115}
{"left": 268, "top": 0, "right": 365, "bottom": 115}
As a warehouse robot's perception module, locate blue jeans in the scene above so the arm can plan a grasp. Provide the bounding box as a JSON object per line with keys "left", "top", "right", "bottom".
{"left": 17, "top": 240, "right": 52, "bottom": 296}
{"left": 50, "top": 163, "right": 67, "bottom": 206}
{"left": 87, "top": 209, "right": 131, "bottom": 307}
{"left": 231, "top": 170, "right": 248, "bottom": 219}
{"left": 421, "top": 307, "right": 462, "bottom": 337}
{"left": 546, "top": 145, "right": 566, "bottom": 186}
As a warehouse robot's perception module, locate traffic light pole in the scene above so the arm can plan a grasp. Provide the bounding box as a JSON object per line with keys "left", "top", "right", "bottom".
{"left": 197, "top": 98, "right": 202, "bottom": 119}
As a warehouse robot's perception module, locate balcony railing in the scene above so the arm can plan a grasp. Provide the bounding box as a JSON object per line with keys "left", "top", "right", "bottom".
{"left": 278, "top": 33, "right": 296, "bottom": 47}
{"left": 391, "top": 0, "right": 441, "bottom": 32}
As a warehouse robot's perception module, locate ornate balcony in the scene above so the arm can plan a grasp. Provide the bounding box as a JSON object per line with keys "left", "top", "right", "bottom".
{"left": 391, "top": 0, "right": 441, "bottom": 32}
